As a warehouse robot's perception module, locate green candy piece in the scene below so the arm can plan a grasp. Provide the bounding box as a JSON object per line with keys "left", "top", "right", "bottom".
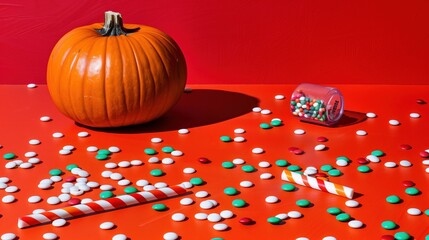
{"left": 425, "top": 209, "right": 429, "bottom": 216}
{"left": 386, "top": 195, "right": 401, "bottom": 204}
{"left": 327, "top": 207, "right": 343, "bottom": 215}
{"left": 320, "top": 164, "right": 333, "bottom": 172}
{"left": 220, "top": 136, "right": 232, "bottom": 142}
{"left": 336, "top": 213, "right": 351, "bottom": 222}
{"left": 224, "top": 187, "right": 239, "bottom": 196}
{"left": 241, "top": 165, "right": 256, "bottom": 173}
{"left": 371, "top": 150, "right": 385, "bottom": 157}
{"left": 328, "top": 169, "right": 342, "bottom": 177}
{"left": 100, "top": 191, "right": 114, "bottom": 199}
{"left": 275, "top": 159, "right": 289, "bottom": 167}
{"left": 144, "top": 148, "right": 157, "bottom": 155}
{"left": 394, "top": 232, "right": 411, "bottom": 240}
{"left": 161, "top": 146, "right": 174, "bottom": 153}
{"left": 152, "top": 203, "right": 168, "bottom": 211}
{"left": 211, "top": 238, "right": 224, "bottom": 240}
{"left": 95, "top": 154, "right": 109, "bottom": 160}
{"left": 381, "top": 220, "right": 397, "bottom": 230}
{"left": 150, "top": 169, "right": 164, "bottom": 177}
{"left": 124, "top": 186, "right": 138, "bottom": 194}
{"left": 357, "top": 165, "right": 371, "bottom": 173}
{"left": 190, "top": 177, "right": 204, "bottom": 186}
{"left": 281, "top": 183, "right": 296, "bottom": 192}
{"left": 267, "top": 216, "right": 282, "bottom": 224}
{"left": 270, "top": 119, "right": 282, "bottom": 127}
{"left": 260, "top": 123, "right": 272, "bottom": 129}
{"left": 97, "top": 149, "right": 111, "bottom": 155}
{"left": 49, "top": 168, "right": 63, "bottom": 176}
{"left": 296, "top": 199, "right": 311, "bottom": 207}
{"left": 287, "top": 165, "right": 301, "bottom": 171}
{"left": 405, "top": 187, "right": 420, "bottom": 196}
{"left": 66, "top": 164, "right": 79, "bottom": 171}
{"left": 232, "top": 199, "right": 247, "bottom": 208}
{"left": 3, "top": 153, "right": 16, "bottom": 160}
{"left": 222, "top": 161, "right": 235, "bottom": 169}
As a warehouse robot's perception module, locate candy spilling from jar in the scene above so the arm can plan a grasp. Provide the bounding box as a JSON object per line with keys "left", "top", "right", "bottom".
{"left": 290, "top": 91, "right": 327, "bottom": 122}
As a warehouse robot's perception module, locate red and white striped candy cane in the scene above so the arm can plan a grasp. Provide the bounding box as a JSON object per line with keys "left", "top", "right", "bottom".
{"left": 18, "top": 185, "right": 187, "bottom": 228}
{"left": 281, "top": 170, "right": 354, "bottom": 199}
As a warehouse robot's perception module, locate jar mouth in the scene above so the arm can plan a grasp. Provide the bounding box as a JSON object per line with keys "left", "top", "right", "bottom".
{"left": 326, "top": 90, "right": 344, "bottom": 123}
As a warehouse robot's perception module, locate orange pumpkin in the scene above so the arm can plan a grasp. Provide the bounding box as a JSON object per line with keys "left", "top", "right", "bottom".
{"left": 47, "top": 11, "right": 187, "bottom": 128}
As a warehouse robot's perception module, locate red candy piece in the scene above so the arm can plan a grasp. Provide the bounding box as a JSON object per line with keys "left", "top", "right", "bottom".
{"left": 293, "top": 149, "right": 304, "bottom": 155}
{"left": 65, "top": 176, "right": 77, "bottom": 182}
{"left": 357, "top": 157, "right": 369, "bottom": 165}
{"left": 239, "top": 217, "right": 255, "bottom": 225}
{"left": 198, "top": 157, "right": 211, "bottom": 164}
{"left": 380, "top": 235, "right": 395, "bottom": 240}
{"left": 402, "top": 180, "right": 415, "bottom": 187}
{"left": 419, "top": 151, "right": 429, "bottom": 158}
{"left": 288, "top": 147, "right": 299, "bottom": 152}
{"left": 316, "top": 136, "right": 328, "bottom": 142}
{"left": 400, "top": 144, "right": 412, "bottom": 150}
{"left": 67, "top": 198, "right": 81, "bottom": 206}
{"left": 416, "top": 99, "right": 427, "bottom": 104}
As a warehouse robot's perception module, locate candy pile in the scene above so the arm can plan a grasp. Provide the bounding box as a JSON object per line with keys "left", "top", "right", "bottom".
{"left": 0, "top": 84, "right": 428, "bottom": 240}
{"left": 290, "top": 91, "right": 327, "bottom": 122}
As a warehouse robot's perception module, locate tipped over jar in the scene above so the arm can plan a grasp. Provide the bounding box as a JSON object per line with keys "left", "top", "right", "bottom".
{"left": 290, "top": 83, "right": 344, "bottom": 126}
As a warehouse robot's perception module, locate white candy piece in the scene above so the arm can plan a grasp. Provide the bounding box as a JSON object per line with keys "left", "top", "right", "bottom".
{"left": 261, "top": 109, "right": 271, "bottom": 115}
{"left": 399, "top": 160, "right": 412, "bottom": 167}
{"left": 40, "top": 116, "right": 52, "bottom": 122}
{"left": 2, "top": 195, "right": 15, "bottom": 203}
{"left": 287, "top": 211, "right": 302, "bottom": 218}
{"left": 112, "top": 234, "right": 127, "bottom": 240}
{"left": 234, "top": 128, "right": 246, "bottom": 134}
{"left": 42, "top": 233, "right": 58, "bottom": 240}
{"left": 348, "top": 220, "right": 363, "bottom": 228}
{"left": 356, "top": 130, "right": 367, "bottom": 136}
{"left": 162, "top": 158, "right": 174, "bottom": 165}
{"left": 130, "top": 160, "right": 143, "bottom": 166}
{"left": 275, "top": 213, "right": 288, "bottom": 220}
{"left": 29, "top": 139, "right": 41, "bottom": 145}
{"left": 314, "top": 144, "right": 326, "bottom": 151}
{"left": 199, "top": 200, "right": 215, "bottom": 209}
{"left": 240, "top": 180, "right": 254, "bottom": 188}
{"left": 163, "top": 232, "right": 179, "bottom": 240}
{"left": 252, "top": 147, "right": 264, "bottom": 154}
{"left": 207, "top": 213, "right": 222, "bottom": 222}
{"left": 178, "top": 128, "right": 189, "bottom": 134}
{"left": 28, "top": 195, "right": 42, "bottom": 203}
{"left": 213, "top": 223, "right": 229, "bottom": 231}
{"left": 77, "top": 131, "right": 89, "bottom": 137}
{"left": 389, "top": 119, "right": 400, "bottom": 126}
{"left": 1, "top": 233, "right": 17, "bottom": 240}
{"left": 366, "top": 112, "right": 377, "bottom": 118}
{"left": 86, "top": 146, "right": 98, "bottom": 152}
{"left": 183, "top": 167, "right": 196, "bottom": 174}
{"left": 52, "top": 132, "right": 64, "bottom": 138}
{"left": 171, "top": 150, "right": 183, "bottom": 156}
{"left": 194, "top": 212, "right": 208, "bottom": 220}
{"left": 258, "top": 161, "right": 271, "bottom": 168}
{"left": 260, "top": 173, "right": 273, "bottom": 179}
{"left": 275, "top": 94, "right": 285, "bottom": 100}
{"left": 179, "top": 197, "right": 194, "bottom": 205}
{"left": 171, "top": 213, "right": 186, "bottom": 222}
{"left": 345, "top": 200, "right": 360, "bottom": 208}
{"left": 294, "top": 129, "right": 305, "bottom": 135}
{"left": 384, "top": 162, "right": 397, "bottom": 168}
{"left": 118, "top": 161, "right": 131, "bottom": 168}
{"left": 220, "top": 210, "right": 234, "bottom": 219}
{"left": 407, "top": 208, "right": 422, "bottom": 216}
{"left": 151, "top": 137, "right": 163, "bottom": 143}
{"left": 195, "top": 191, "right": 209, "bottom": 198}
{"left": 52, "top": 218, "right": 67, "bottom": 227}
{"left": 234, "top": 136, "right": 246, "bottom": 142}
{"left": 265, "top": 196, "right": 279, "bottom": 203}
{"left": 252, "top": 107, "right": 262, "bottom": 112}
{"left": 336, "top": 159, "right": 349, "bottom": 167}
{"left": 99, "top": 221, "right": 115, "bottom": 230}
{"left": 108, "top": 146, "right": 121, "bottom": 153}
{"left": 233, "top": 158, "right": 245, "bottom": 165}
{"left": 366, "top": 155, "right": 380, "bottom": 163}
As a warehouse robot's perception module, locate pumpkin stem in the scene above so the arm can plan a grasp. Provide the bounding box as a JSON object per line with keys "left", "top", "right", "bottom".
{"left": 96, "top": 11, "right": 140, "bottom": 36}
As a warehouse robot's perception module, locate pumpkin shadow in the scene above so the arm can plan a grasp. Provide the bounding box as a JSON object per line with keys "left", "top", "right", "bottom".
{"left": 81, "top": 89, "right": 259, "bottom": 133}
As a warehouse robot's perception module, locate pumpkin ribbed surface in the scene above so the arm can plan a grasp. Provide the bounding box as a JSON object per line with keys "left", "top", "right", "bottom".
{"left": 47, "top": 12, "right": 186, "bottom": 127}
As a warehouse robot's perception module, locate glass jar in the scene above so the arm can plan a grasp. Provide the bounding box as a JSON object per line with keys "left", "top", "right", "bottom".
{"left": 290, "top": 83, "right": 344, "bottom": 126}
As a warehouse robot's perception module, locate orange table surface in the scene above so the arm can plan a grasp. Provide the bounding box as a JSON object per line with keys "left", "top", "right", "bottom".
{"left": 0, "top": 84, "right": 428, "bottom": 240}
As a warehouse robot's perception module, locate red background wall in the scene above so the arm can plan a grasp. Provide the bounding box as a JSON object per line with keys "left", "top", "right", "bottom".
{"left": 1, "top": 0, "right": 428, "bottom": 85}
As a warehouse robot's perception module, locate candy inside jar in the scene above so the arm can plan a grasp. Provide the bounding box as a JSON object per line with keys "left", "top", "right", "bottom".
{"left": 290, "top": 83, "right": 344, "bottom": 126}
